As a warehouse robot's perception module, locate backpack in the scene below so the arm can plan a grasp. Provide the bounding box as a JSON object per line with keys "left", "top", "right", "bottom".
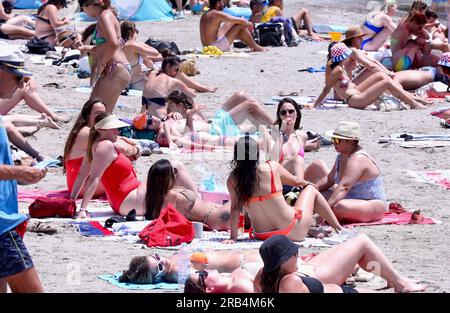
{"left": 254, "top": 23, "right": 286, "bottom": 47}
{"left": 26, "top": 37, "right": 56, "bottom": 55}
{"left": 270, "top": 17, "right": 299, "bottom": 47}
{"left": 139, "top": 203, "right": 194, "bottom": 247}
{"left": 145, "top": 38, "right": 181, "bottom": 55}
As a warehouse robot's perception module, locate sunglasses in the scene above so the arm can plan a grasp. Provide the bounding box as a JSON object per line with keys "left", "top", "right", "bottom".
{"left": 331, "top": 137, "right": 340, "bottom": 145}
{"left": 151, "top": 253, "right": 165, "bottom": 281}
{"left": 197, "top": 270, "right": 208, "bottom": 289}
{"left": 280, "top": 109, "right": 296, "bottom": 116}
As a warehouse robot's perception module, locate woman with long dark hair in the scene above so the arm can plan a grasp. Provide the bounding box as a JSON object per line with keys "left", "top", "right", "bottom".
{"left": 254, "top": 235, "right": 427, "bottom": 293}
{"left": 265, "top": 97, "right": 326, "bottom": 180}
{"left": 144, "top": 159, "right": 231, "bottom": 230}
{"left": 35, "top": 0, "right": 70, "bottom": 45}
{"left": 76, "top": 0, "right": 131, "bottom": 112}
{"left": 224, "top": 136, "right": 342, "bottom": 243}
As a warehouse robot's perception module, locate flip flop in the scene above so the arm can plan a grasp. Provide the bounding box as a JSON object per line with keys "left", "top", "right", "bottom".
{"left": 28, "top": 222, "right": 57, "bottom": 235}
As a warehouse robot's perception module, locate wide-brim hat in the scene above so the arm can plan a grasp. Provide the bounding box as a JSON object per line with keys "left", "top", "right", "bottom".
{"left": 94, "top": 115, "right": 130, "bottom": 130}
{"left": 259, "top": 235, "right": 300, "bottom": 272}
{"left": 438, "top": 52, "right": 450, "bottom": 68}
{"left": 326, "top": 121, "right": 361, "bottom": 140}
{"left": 57, "top": 30, "right": 77, "bottom": 46}
{"left": 330, "top": 42, "right": 353, "bottom": 63}
{"left": 344, "top": 26, "right": 368, "bottom": 41}
{"left": 0, "top": 43, "right": 33, "bottom": 77}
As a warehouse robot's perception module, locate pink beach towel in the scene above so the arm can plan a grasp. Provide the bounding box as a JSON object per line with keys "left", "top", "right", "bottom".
{"left": 344, "top": 212, "right": 437, "bottom": 228}
{"left": 18, "top": 189, "right": 108, "bottom": 204}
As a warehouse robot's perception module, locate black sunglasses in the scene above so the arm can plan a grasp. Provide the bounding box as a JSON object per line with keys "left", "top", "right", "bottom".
{"left": 280, "top": 109, "right": 296, "bottom": 116}
{"left": 197, "top": 270, "right": 208, "bottom": 289}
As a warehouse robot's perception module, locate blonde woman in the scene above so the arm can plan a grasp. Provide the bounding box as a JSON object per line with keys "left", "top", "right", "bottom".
{"left": 360, "top": 0, "right": 398, "bottom": 51}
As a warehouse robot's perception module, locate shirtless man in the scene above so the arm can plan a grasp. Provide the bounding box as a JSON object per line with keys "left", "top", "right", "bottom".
{"left": 391, "top": 12, "right": 439, "bottom": 72}
{"left": 200, "top": 0, "right": 267, "bottom": 52}
{"left": 141, "top": 54, "right": 196, "bottom": 118}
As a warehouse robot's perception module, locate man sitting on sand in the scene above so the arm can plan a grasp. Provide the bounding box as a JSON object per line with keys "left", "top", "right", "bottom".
{"left": 200, "top": 0, "right": 267, "bottom": 52}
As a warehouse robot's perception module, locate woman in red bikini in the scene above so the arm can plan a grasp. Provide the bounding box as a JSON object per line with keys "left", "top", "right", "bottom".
{"left": 76, "top": 0, "right": 130, "bottom": 112}
{"left": 223, "top": 136, "right": 342, "bottom": 243}
{"left": 63, "top": 99, "right": 142, "bottom": 198}
{"left": 69, "top": 112, "right": 198, "bottom": 218}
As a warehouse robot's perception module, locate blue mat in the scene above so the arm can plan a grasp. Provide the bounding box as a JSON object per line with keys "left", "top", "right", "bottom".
{"left": 99, "top": 273, "right": 179, "bottom": 290}
{"left": 312, "top": 24, "right": 348, "bottom": 34}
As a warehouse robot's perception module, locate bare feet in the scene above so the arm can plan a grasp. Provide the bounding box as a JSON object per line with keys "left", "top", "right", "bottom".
{"left": 413, "top": 96, "right": 434, "bottom": 106}
{"left": 311, "top": 33, "right": 325, "bottom": 42}
{"left": 394, "top": 279, "right": 428, "bottom": 293}
{"left": 410, "top": 101, "right": 427, "bottom": 109}
{"left": 39, "top": 114, "right": 61, "bottom": 129}
{"left": 252, "top": 46, "right": 269, "bottom": 52}
{"left": 52, "top": 114, "right": 72, "bottom": 123}
{"left": 307, "top": 226, "right": 332, "bottom": 239}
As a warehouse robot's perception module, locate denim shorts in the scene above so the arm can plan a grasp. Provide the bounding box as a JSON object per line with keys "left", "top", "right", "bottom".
{"left": 0, "top": 230, "right": 34, "bottom": 279}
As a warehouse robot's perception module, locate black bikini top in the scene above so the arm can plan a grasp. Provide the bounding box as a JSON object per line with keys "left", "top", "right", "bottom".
{"left": 276, "top": 273, "right": 324, "bottom": 293}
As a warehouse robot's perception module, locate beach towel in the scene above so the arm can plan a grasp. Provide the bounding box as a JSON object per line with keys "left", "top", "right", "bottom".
{"left": 75, "top": 85, "right": 143, "bottom": 97}
{"left": 18, "top": 189, "right": 108, "bottom": 204}
{"left": 98, "top": 273, "right": 178, "bottom": 290}
{"left": 344, "top": 211, "right": 438, "bottom": 228}
{"left": 72, "top": 221, "right": 115, "bottom": 236}
{"left": 265, "top": 95, "right": 348, "bottom": 108}
{"left": 379, "top": 133, "right": 450, "bottom": 148}
{"left": 407, "top": 170, "right": 450, "bottom": 190}
{"left": 312, "top": 24, "right": 348, "bottom": 34}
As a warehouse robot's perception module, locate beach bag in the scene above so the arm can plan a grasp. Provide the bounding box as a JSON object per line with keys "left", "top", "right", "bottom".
{"left": 139, "top": 203, "right": 194, "bottom": 247}
{"left": 26, "top": 37, "right": 56, "bottom": 55}
{"left": 145, "top": 38, "right": 181, "bottom": 55}
{"left": 270, "top": 17, "right": 298, "bottom": 47}
{"left": 28, "top": 197, "right": 76, "bottom": 218}
{"left": 254, "top": 23, "right": 286, "bottom": 47}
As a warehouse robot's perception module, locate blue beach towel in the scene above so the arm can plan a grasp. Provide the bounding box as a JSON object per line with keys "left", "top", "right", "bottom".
{"left": 312, "top": 24, "right": 348, "bottom": 34}
{"left": 99, "top": 273, "right": 179, "bottom": 290}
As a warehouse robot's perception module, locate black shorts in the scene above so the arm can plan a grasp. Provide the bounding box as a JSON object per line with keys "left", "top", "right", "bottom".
{"left": 0, "top": 230, "right": 34, "bottom": 279}
{"left": 170, "top": 0, "right": 188, "bottom": 8}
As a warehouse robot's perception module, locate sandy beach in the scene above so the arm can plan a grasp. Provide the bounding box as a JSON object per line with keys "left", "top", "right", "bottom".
{"left": 6, "top": 0, "right": 449, "bottom": 293}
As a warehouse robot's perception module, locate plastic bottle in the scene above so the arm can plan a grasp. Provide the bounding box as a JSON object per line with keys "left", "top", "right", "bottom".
{"left": 177, "top": 243, "right": 191, "bottom": 293}
{"left": 202, "top": 172, "right": 216, "bottom": 191}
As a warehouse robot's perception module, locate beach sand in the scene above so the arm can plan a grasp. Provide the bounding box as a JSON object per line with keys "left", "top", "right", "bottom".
{"left": 8, "top": 0, "right": 449, "bottom": 292}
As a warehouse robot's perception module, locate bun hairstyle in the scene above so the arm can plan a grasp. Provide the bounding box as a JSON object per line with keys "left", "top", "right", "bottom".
{"left": 121, "top": 21, "right": 137, "bottom": 41}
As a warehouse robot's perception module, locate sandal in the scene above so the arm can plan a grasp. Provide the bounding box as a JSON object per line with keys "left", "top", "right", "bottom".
{"left": 28, "top": 222, "right": 57, "bottom": 235}
{"left": 77, "top": 209, "right": 91, "bottom": 219}
{"left": 389, "top": 202, "right": 407, "bottom": 214}
{"left": 278, "top": 90, "right": 299, "bottom": 97}
{"left": 410, "top": 210, "right": 423, "bottom": 224}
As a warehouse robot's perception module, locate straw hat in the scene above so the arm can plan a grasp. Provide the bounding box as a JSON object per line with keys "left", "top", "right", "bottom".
{"left": 57, "top": 30, "right": 77, "bottom": 47}
{"left": 94, "top": 115, "right": 129, "bottom": 130}
{"left": 330, "top": 42, "right": 353, "bottom": 63}
{"left": 325, "top": 121, "right": 361, "bottom": 140}
{"left": 344, "top": 26, "right": 368, "bottom": 41}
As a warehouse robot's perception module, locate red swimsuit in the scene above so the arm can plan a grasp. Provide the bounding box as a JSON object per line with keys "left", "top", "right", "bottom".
{"left": 100, "top": 149, "right": 141, "bottom": 213}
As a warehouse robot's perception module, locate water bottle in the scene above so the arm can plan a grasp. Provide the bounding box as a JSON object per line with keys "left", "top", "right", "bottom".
{"left": 202, "top": 172, "right": 216, "bottom": 191}
{"left": 177, "top": 243, "right": 190, "bottom": 293}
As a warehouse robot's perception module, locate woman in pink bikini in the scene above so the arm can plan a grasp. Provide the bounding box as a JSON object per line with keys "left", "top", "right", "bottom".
{"left": 223, "top": 136, "right": 342, "bottom": 243}
{"left": 313, "top": 42, "right": 425, "bottom": 109}
{"left": 76, "top": 0, "right": 130, "bottom": 112}
{"left": 69, "top": 112, "right": 198, "bottom": 218}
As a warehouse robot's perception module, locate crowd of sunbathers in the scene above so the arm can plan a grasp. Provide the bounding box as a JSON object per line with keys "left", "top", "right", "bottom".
{"left": 1, "top": 0, "right": 445, "bottom": 294}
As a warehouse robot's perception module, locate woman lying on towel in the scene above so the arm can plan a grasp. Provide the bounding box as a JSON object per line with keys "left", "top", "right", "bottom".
{"left": 313, "top": 43, "right": 426, "bottom": 109}
{"left": 183, "top": 234, "right": 427, "bottom": 293}
{"left": 223, "top": 135, "right": 343, "bottom": 243}
{"left": 69, "top": 112, "right": 196, "bottom": 218}
{"left": 144, "top": 159, "right": 231, "bottom": 230}
{"left": 312, "top": 122, "right": 387, "bottom": 223}
{"left": 143, "top": 91, "right": 274, "bottom": 150}
{"left": 262, "top": 97, "right": 324, "bottom": 178}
